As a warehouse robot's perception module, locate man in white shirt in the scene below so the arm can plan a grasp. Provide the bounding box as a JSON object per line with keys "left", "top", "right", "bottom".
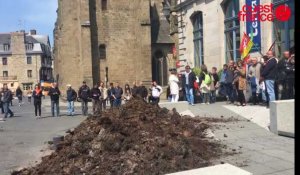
{"left": 150, "top": 81, "right": 163, "bottom": 105}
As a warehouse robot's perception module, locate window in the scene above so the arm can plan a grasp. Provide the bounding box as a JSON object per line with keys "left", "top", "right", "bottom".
{"left": 101, "top": 0, "right": 107, "bottom": 10}
{"left": 99, "top": 44, "right": 106, "bottom": 59}
{"left": 27, "top": 70, "right": 32, "bottom": 78}
{"left": 23, "top": 83, "right": 33, "bottom": 90}
{"left": 2, "top": 57, "right": 7, "bottom": 65}
{"left": 25, "top": 43, "right": 33, "bottom": 51}
{"left": 192, "top": 12, "right": 204, "bottom": 67}
{"left": 27, "top": 56, "right": 32, "bottom": 64}
{"left": 4, "top": 44, "right": 10, "bottom": 51}
{"left": 3, "top": 71, "right": 8, "bottom": 77}
{"left": 224, "top": 0, "right": 240, "bottom": 62}
{"left": 273, "top": 0, "right": 294, "bottom": 56}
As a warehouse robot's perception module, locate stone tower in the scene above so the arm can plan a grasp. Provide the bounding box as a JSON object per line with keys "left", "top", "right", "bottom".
{"left": 54, "top": 0, "right": 152, "bottom": 92}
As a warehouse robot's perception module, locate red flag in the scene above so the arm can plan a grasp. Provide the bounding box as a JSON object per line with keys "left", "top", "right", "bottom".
{"left": 240, "top": 33, "right": 254, "bottom": 59}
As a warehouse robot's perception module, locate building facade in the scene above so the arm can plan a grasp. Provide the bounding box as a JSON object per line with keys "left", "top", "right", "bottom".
{"left": 54, "top": 0, "right": 179, "bottom": 92}
{"left": 175, "top": 0, "right": 294, "bottom": 73}
{"left": 0, "top": 30, "right": 53, "bottom": 92}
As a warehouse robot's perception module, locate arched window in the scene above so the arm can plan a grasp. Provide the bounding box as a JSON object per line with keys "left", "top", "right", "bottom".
{"left": 224, "top": 0, "right": 240, "bottom": 62}
{"left": 192, "top": 12, "right": 204, "bottom": 67}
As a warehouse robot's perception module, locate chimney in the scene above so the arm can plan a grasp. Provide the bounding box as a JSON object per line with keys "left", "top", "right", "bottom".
{"left": 30, "top": 29, "right": 37, "bottom": 35}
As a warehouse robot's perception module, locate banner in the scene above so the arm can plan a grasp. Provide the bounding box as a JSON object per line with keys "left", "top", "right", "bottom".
{"left": 246, "top": 0, "right": 261, "bottom": 52}
{"left": 240, "top": 33, "right": 254, "bottom": 59}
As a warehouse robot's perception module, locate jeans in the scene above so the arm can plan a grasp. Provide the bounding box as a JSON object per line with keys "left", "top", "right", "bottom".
{"left": 203, "top": 93, "right": 210, "bottom": 104}
{"left": 100, "top": 99, "right": 107, "bottom": 111}
{"left": 185, "top": 85, "right": 194, "bottom": 105}
{"left": 34, "top": 101, "right": 41, "bottom": 116}
{"left": 81, "top": 100, "right": 88, "bottom": 116}
{"left": 3, "top": 102, "right": 13, "bottom": 118}
{"left": 210, "top": 90, "right": 216, "bottom": 103}
{"left": 265, "top": 80, "right": 275, "bottom": 103}
{"left": 225, "top": 83, "right": 234, "bottom": 103}
{"left": 113, "top": 98, "right": 122, "bottom": 107}
{"left": 51, "top": 101, "right": 60, "bottom": 117}
{"left": 92, "top": 99, "right": 101, "bottom": 114}
{"left": 67, "top": 101, "right": 75, "bottom": 115}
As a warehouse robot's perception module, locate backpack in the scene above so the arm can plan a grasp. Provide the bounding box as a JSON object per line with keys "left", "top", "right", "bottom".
{"left": 204, "top": 73, "right": 212, "bottom": 85}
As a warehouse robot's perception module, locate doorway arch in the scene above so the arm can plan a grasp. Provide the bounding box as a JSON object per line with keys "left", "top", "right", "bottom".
{"left": 152, "top": 50, "right": 168, "bottom": 86}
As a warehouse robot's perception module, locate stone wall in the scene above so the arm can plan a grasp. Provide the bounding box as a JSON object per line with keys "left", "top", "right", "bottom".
{"left": 97, "top": 0, "right": 152, "bottom": 87}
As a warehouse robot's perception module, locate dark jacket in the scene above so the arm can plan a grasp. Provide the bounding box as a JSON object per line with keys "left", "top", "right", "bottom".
{"left": 78, "top": 85, "right": 90, "bottom": 100}
{"left": 16, "top": 88, "right": 23, "bottom": 97}
{"left": 113, "top": 87, "right": 123, "bottom": 99}
{"left": 33, "top": 89, "right": 43, "bottom": 103}
{"left": 276, "top": 58, "right": 295, "bottom": 81}
{"left": 261, "top": 57, "right": 278, "bottom": 80}
{"left": 181, "top": 71, "right": 196, "bottom": 88}
{"left": 48, "top": 87, "right": 61, "bottom": 102}
{"left": 90, "top": 87, "right": 101, "bottom": 100}
{"left": 2, "top": 89, "right": 12, "bottom": 103}
{"left": 66, "top": 88, "right": 77, "bottom": 101}
{"left": 131, "top": 86, "right": 138, "bottom": 97}
{"left": 212, "top": 73, "right": 219, "bottom": 86}
{"left": 137, "top": 86, "right": 148, "bottom": 98}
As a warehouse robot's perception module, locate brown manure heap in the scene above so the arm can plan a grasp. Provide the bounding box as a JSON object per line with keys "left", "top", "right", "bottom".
{"left": 14, "top": 98, "right": 227, "bottom": 175}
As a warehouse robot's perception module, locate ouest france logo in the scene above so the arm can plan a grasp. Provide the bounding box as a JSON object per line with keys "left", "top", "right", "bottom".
{"left": 238, "top": 3, "right": 292, "bottom": 22}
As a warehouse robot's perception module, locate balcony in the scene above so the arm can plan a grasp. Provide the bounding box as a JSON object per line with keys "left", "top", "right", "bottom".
{"left": 0, "top": 76, "right": 18, "bottom": 81}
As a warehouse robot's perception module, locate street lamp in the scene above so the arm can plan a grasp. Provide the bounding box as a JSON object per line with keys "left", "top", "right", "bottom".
{"left": 162, "top": 1, "right": 171, "bottom": 20}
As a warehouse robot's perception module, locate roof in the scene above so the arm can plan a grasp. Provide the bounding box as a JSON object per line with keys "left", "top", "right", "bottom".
{"left": 0, "top": 34, "right": 11, "bottom": 44}
{"left": 25, "top": 35, "right": 40, "bottom": 43}
{"left": 151, "top": 19, "right": 174, "bottom": 44}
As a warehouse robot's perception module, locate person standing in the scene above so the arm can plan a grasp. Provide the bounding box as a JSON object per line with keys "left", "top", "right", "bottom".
{"left": 210, "top": 67, "right": 219, "bottom": 103}
{"left": 0, "top": 88, "right": 4, "bottom": 114}
{"left": 112, "top": 82, "right": 123, "bottom": 107}
{"left": 199, "top": 65, "right": 212, "bottom": 104}
{"left": 226, "top": 60, "right": 235, "bottom": 104}
{"left": 2, "top": 84, "right": 14, "bottom": 118}
{"left": 168, "top": 69, "right": 179, "bottom": 102}
{"left": 107, "top": 83, "right": 115, "bottom": 108}
{"left": 99, "top": 82, "right": 108, "bottom": 111}
{"left": 276, "top": 51, "right": 295, "bottom": 100}
{"left": 27, "top": 89, "right": 32, "bottom": 104}
{"left": 91, "top": 84, "right": 101, "bottom": 115}
{"left": 248, "top": 57, "right": 262, "bottom": 105}
{"left": 16, "top": 86, "right": 23, "bottom": 106}
{"left": 48, "top": 83, "right": 61, "bottom": 117}
{"left": 131, "top": 81, "right": 138, "bottom": 98}
{"left": 78, "top": 81, "right": 90, "bottom": 116}
{"left": 137, "top": 81, "right": 148, "bottom": 101}
{"left": 32, "top": 84, "right": 42, "bottom": 118}
{"left": 234, "top": 61, "right": 247, "bottom": 106}
{"left": 123, "top": 84, "right": 132, "bottom": 103}
{"left": 260, "top": 51, "right": 278, "bottom": 108}
{"left": 150, "top": 81, "right": 163, "bottom": 105}
{"left": 181, "top": 65, "right": 196, "bottom": 106}
{"left": 66, "top": 84, "right": 77, "bottom": 116}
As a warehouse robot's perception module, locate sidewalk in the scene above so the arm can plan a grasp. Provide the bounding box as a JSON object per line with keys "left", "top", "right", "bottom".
{"left": 186, "top": 102, "right": 294, "bottom": 175}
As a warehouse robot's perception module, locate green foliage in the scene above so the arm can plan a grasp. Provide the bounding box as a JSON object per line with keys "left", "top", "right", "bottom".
{"left": 192, "top": 67, "right": 202, "bottom": 77}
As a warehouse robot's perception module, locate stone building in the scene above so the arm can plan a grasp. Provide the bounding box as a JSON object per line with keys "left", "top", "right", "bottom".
{"left": 0, "top": 30, "right": 53, "bottom": 92}
{"left": 174, "top": 0, "right": 294, "bottom": 73}
{"left": 54, "top": 0, "right": 178, "bottom": 92}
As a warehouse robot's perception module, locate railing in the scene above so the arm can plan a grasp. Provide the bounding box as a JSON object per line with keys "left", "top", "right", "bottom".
{"left": 0, "top": 76, "right": 17, "bottom": 81}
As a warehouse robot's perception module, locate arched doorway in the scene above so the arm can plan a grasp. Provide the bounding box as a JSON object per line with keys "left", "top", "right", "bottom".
{"left": 152, "top": 50, "right": 168, "bottom": 86}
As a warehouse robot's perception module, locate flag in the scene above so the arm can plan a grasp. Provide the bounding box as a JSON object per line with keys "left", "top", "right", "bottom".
{"left": 240, "top": 32, "right": 254, "bottom": 59}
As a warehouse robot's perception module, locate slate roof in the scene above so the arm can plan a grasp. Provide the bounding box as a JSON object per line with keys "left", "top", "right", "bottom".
{"left": 0, "top": 34, "right": 11, "bottom": 44}
{"left": 152, "top": 19, "right": 174, "bottom": 44}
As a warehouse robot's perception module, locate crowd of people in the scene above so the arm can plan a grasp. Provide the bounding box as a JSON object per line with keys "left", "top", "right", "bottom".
{"left": 176, "top": 50, "right": 295, "bottom": 107}
{"left": 0, "top": 50, "right": 294, "bottom": 120}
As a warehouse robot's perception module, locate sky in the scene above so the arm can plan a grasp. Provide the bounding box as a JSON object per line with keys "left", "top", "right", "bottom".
{"left": 0, "top": 0, "right": 57, "bottom": 46}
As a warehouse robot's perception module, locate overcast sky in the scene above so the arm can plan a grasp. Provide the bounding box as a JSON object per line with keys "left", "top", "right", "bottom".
{"left": 0, "top": 0, "right": 57, "bottom": 46}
